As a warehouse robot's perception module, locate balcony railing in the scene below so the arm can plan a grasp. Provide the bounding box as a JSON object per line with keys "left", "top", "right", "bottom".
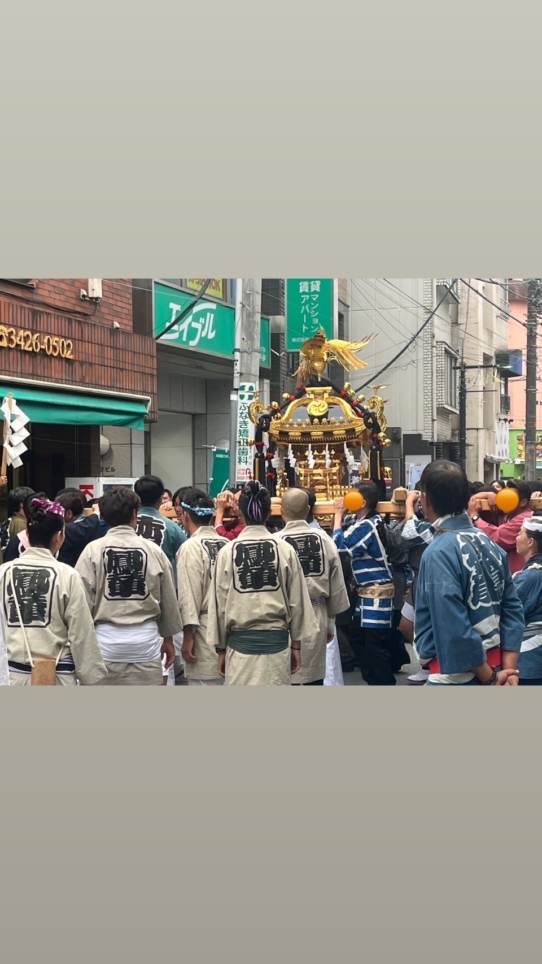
{"left": 436, "top": 279, "right": 460, "bottom": 303}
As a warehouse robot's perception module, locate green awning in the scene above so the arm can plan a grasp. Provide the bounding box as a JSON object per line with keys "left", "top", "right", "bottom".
{"left": 0, "top": 385, "right": 148, "bottom": 430}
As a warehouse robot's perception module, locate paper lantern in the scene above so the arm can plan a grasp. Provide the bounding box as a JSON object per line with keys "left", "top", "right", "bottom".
{"left": 495, "top": 487, "right": 520, "bottom": 514}
{"left": 344, "top": 490, "right": 364, "bottom": 511}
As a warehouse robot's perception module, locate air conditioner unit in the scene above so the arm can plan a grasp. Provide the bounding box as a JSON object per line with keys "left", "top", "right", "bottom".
{"left": 495, "top": 349, "right": 523, "bottom": 378}
{"left": 88, "top": 279, "right": 102, "bottom": 299}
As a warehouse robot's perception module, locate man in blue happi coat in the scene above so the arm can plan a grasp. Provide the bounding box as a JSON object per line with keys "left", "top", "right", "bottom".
{"left": 333, "top": 481, "right": 397, "bottom": 685}
{"left": 514, "top": 515, "right": 542, "bottom": 685}
{"left": 414, "top": 460, "right": 524, "bottom": 686}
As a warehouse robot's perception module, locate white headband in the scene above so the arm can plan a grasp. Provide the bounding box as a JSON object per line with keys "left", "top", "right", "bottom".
{"left": 524, "top": 518, "right": 542, "bottom": 534}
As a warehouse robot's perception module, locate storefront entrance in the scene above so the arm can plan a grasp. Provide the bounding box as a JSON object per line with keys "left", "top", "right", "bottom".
{"left": 7, "top": 424, "right": 99, "bottom": 499}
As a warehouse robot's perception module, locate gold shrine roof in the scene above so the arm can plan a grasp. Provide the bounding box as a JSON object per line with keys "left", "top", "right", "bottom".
{"left": 249, "top": 385, "right": 385, "bottom": 447}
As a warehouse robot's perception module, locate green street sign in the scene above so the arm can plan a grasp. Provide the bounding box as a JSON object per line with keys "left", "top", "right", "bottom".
{"left": 260, "top": 316, "right": 271, "bottom": 368}
{"left": 285, "top": 278, "right": 334, "bottom": 351}
{"left": 154, "top": 280, "right": 271, "bottom": 366}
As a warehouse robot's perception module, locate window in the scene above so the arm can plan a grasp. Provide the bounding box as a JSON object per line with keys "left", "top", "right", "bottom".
{"left": 444, "top": 350, "right": 457, "bottom": 408}
{"left": 287, "top": 352, "right": 300, "bottom": 376}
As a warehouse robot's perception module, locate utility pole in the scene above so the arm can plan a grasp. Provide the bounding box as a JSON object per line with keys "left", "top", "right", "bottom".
{"left": 455, "top": 363, "right": 496, "bottom": 472}
{"left": 243, "top": 278, "right": 262, "bottom": 384}
{"left": 458, "top": 360, "right": 467, "bottom": 473}
{"left": 525, "top": 278, "right": 542, "bottom": 481}
{"left": 457, "top": 280, "right": 471, "bottom": 476}
{"left": 229, "top": 279, "right": 262, "bottom": 488}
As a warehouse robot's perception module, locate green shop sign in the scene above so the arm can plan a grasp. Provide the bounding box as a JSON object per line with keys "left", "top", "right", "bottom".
{"left": 285, "top": 278, "right": 335, "bottom": 351}
{"left": 154, "top": 281, "right": 270, "bottom": 365}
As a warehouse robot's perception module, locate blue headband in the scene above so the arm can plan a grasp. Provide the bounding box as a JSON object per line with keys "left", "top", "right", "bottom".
{"left": 181, "top": 501, "right": 215, "bottom": 517}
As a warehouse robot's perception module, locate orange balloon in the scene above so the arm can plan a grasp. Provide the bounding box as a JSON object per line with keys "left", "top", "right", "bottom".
{"left": 344, "top": 490, "right": 364, "bottom": 511}
{"left": 495, "top": 487, "right": 520, "bottom": 513}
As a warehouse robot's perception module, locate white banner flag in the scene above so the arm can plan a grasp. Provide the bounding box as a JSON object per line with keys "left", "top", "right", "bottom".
{"left": 10, "top": 430, "right": 30, "bottom": 446}
{"left": 2, "top": 396, "right": 29, "bottom": 470}
{"left": 11, "top": 414, "right": 30, "bottom": 433}
{"left": 344, "top": 442, "right": 355, "bottom": 466}
{"left": 5, "top": 439, "right": 28, "bottom": 461}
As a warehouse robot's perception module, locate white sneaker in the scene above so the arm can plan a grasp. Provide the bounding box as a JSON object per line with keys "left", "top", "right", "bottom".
{"left": 408, "top": 668, "right": 430, "bottom": 683}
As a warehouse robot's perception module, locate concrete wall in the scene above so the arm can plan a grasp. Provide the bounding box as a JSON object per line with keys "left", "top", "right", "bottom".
{"left": 348, "top": 278, "right": 426, "bottom": 434}
{"left": 150, "top": 413, "right": 193, "bottom": 490}
{"left": 100, "top": 426, "right": 145, "bottom": 479}
{"left": 458, "top": 280, "right": 509, "bottom": 481}
{"left": 151, "top": 361, "right": 233, "bottom": 491}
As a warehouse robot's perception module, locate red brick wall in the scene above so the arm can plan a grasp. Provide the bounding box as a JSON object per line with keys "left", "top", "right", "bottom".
{"left": 0, "top": 280, "right": 157, "bottom": 419}
{"left": 0, "top": 278, "right": 133, "bottom": 330}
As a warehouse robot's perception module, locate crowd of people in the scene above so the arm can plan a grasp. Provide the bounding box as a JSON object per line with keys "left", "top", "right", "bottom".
{"left": 0, "top": 462, "right": 541, "bottom": 687}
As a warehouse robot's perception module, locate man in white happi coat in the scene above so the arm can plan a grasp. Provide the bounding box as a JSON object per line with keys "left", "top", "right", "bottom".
{"left": 275, "top": 488, "right": 349, "bottom": 686}
{"left": 207, "top": 481, "right": 318, "bottom": 686}
{"left": 177, "top": 488, "right": 228, "bottom": 685}
{"left": 1, "top": 496, "right": 107, "bottom": 686}
{"left": 76, "top": 487, "right": 182, "bottom": 685}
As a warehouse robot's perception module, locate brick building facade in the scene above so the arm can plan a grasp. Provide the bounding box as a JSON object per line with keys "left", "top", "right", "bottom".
{"left": 0, "top": 278, "right": 157, "bottom": 501}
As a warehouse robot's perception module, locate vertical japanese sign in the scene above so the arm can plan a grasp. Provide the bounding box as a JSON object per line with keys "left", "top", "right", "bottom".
{"left": 285, "top": 278, "right": 335, "bottom": 351}
{"left": 236, "top": 382, "right": 255, "bottom": 484}
{"left": 209, "top": 448, "right": 230, "bottom": 497}
{"left": 260, "top": 316, "right": 271, "bottom": 368}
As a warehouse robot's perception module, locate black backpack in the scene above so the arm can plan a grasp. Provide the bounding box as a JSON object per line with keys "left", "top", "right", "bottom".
{"left": 384, "top": 524, "right": 409, "bottom": 570}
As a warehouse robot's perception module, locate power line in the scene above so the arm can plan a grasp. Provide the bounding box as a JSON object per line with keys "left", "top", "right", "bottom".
{"left": 375, "top": 278, "right": 502, "bottom": 355}
{"left": 459, "top": 278, "right": 529, "bottom": 329}
{"left": 380, "top": 277, "right": 511, "bottom": 349}
{"left": 350, "top": 277, "right": 507, "bottom": 409}
{"left": 388, "top": 278, "right": 527, "bottom": 364}
{"left": 353, "top": 280, "right": 459, "bottom": 393}
{"left": 349, "top": 279, "right": 422, "bottom": 351}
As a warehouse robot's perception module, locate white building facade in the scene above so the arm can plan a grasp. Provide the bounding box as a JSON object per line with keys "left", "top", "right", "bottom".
{"left": 347, "top": 278, "right": 512, "bottom": 486}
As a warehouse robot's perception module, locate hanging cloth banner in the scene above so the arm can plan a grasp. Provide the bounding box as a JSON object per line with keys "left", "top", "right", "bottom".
{"left": 2, "top": 395, "right": 29, "bottom": 474}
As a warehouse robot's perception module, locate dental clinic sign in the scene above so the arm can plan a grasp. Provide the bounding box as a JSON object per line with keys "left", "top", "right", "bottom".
{"left": 153, "top": 281, "right": 271, "bottom": 364}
